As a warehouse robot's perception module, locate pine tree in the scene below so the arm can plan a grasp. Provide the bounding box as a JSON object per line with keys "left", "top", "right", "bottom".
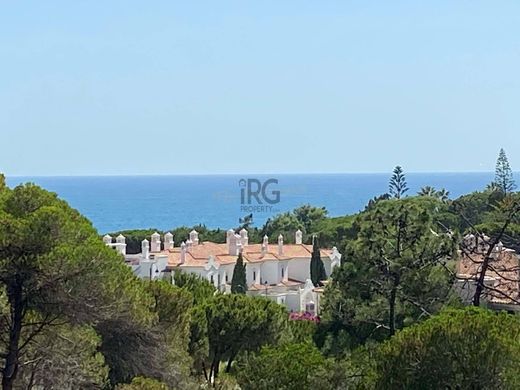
{"left": 231, "top": 252, "right": 247, "bottom": 294}
{"left": 310, "top": 236, "right": 327, "bottom": 287}
{"left": 389, "top": 166, "right": 409, "bottom": 199}
{"left": 494, "top": 148, "right": 516, "bottom": 194}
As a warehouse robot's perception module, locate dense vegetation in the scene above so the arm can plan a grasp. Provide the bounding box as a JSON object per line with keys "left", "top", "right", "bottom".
{"left": 1, "top": 149, "right": 520, "bottom": 388}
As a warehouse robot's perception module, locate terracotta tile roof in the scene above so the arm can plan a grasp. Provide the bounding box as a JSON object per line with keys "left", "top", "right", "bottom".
{"left": 163, "top": 242, "right": 333, "bottom": 268}
{"left": 457, "top": 245, "right": 520, "bottom": 305}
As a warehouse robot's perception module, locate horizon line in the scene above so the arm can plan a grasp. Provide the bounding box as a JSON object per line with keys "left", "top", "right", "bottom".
{"left": 4, "top": 170, "right": 508, "bottom": 178}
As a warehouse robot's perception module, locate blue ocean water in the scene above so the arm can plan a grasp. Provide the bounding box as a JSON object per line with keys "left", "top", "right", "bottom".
{"left": 4, "top": 173, "right": 510, "bottom": 234}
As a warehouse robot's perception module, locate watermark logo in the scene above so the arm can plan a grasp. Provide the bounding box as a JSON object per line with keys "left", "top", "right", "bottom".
{"left": 240, "top": 178, "right": 280, "bottom": 213}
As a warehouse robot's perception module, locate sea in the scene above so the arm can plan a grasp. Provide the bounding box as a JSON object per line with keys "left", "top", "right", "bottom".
{"left": 5, "top": 173, "right": 513, "bottom": 234}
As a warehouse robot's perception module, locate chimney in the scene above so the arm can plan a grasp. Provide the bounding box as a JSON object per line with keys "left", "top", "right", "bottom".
{"left": 186, "top": 239, "right": 193, "bottom": 251}
{"left": 142, "top": 239, "right": 150, "bottom": 260}
{"left": 164, "top": 232, "right": 174, "bottom": 250}
{"left": 240, "top": 228, "right": 249, "bottom": 246}
{"left": 295, "top": 229, "right": 303, "bottom": 245}
{"left": 116, "top": 234, "right": 127, "bottom": 255}
{"left": 190, "top": 230, "right": 199, "bottom": 246}
{"left": 151, "top": 232, "right": 161, "bottom": 252}
{"left": 180, "top": 242, "right": 186, "bottom": 264}
{"left": 278, "top": 234, "right": 284, "bottom": 256}
{"left": 103, "top": 234, "right": 112, "bottom": 245}
{"left": 263, "top": 235, "right": 269, "bottom": 246}
{"left": 228, "top": 233, "right": 238, "bottom": 256}
{"left": 261, "top": 243, "right": 267, "bottom": 256}
{"left": 226, "top": 229, "right": 235, "bottom": 245}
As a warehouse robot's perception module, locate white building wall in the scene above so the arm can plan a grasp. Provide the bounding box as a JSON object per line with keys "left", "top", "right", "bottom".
{"left": 323, "top": 257, "right": 332, "bottom": 277}
{"left": 289, "top": 258, "right": 311, "bottom": 282}
{"left": 247, "top": 264, "right": 262, "bottom": 286}
{"left": 261, "top": 261, "right": 279, "bottom": 285}
{"left": 285, "top": 293, "right": 301, "bottom": 312}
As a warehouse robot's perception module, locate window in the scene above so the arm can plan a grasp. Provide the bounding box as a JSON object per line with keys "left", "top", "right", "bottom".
{"left": 225, "top": 274, "right": 228, "bottom": 282}
{"left": 281, "top": 267, "right": 284, "bottom": 278}
{"left": 305, "top": 302, "right": 315, "bottom": 314}
{"left": 253, "top": 271, "right": 256, "bottom": 282}
{"left": 210, "top": 275, "right": 214, "bottom": 284}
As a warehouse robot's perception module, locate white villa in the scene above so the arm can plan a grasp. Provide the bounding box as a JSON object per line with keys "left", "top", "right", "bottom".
{"left": 103, "top": 229, "right": 342, "bottom": 313}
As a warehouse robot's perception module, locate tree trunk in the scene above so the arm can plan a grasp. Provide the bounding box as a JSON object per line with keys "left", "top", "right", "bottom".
{"left": 2, "top": 282, "right": 24, "bottom": 390}
{"left": 473, "top": 217, "right": 514, "bottom": 306}
{"left": 212, "top": 355, "right": 220, "bottom": 386}
{"left": 388, "top": 275, "right": 399, "bottom": 336}
{"left": 225, "top": 351, "right": 237, "bottom": 373}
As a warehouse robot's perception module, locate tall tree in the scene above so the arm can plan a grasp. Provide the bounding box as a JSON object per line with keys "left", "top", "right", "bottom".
{"left": 231, "top": 252, "right": 247, "bottom": 294}
{"left": 14, "top": 323, "right": 109, "bottom": 389}
{"left": 388, "top": 166, "right": 409, "bottom": 199}
{"left": 494, "top": 148, "right": 516, "bottom": 194}
{"left": 457, "top": 196, "right": 520, "bottom": 307}
{"left": 322, "top": 198, "right": 456, "bottom": 345}
{"left": 293, "top": 205, "right": 328, "bottom": 235}
{"left": 310, "top": 236, "right": 327, "bottom": 287}
{"left": 372, "top": 307, "right": 520, "bottom": 389}
{"left": 0, "top": 182, "right": 152, "bottom": 390}
{"left": 418, "top": 186, "right": 450, "bottom": 202}
{"left": 202, "top": 294, "right": 286, "bottom": 381}
{"left": 236, "top": 343, "right": 331, "bottom": 390}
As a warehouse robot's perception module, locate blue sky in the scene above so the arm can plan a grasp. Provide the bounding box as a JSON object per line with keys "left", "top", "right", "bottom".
{"left": 1, "top": 1, "right": 519, "bottom": 176}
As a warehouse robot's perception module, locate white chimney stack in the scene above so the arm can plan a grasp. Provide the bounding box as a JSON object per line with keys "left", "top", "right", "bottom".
{"left": 226, "top": 229, "right": 235, "bottom": 245}
{"left": 295, "top": 229, "right": 303, "bottom": 245}
{"left": 180, "top": 242, "right": 186, "bottom": 264}
{"left": 263, "top": 235, "right": 269, "bottom": 246}
{"left": 142, "top": 239, "right": 150, "bottom": 260}
{"left": 151, "top": 232, "right": 161, "bottom": 252}
{"left": 261, "top": 243, "right": 267, "bottom": 256}
{"left": 164, "top": 232, "right": 174, "bottom": 250}
{"left": 189, "top": 230, "right": 199, "bottom": 246}
{"left": 278, "top": 234, "right": 284, "bottom": 256}
{"left": 240, "top": 228, "right": 249, "bottom": 246}
{"left": 103, "top": 234, "right": 112, "bottom": 245}
{"left": 116, "top": 234, "right": 127, "bottom": 255}
{"left": 228, "top": 233, "right": 239, "bottom": 256}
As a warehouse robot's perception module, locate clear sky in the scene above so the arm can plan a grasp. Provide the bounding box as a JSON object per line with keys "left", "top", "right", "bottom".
{"left": 1, "top": 1, "right": 519, "bottom": 176}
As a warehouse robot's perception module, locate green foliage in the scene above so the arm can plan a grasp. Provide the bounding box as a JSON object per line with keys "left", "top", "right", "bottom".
{"left": 285, "top": 319, "right": 318, "bottom": 344}
{"left": 145, "top": 281, "right": 194, "bottom": 386}
{"left": 0, "top": 182, "right": 153, "bottom": 388}
{"left": 450, "top": 189, "right": 505, "bottom": 231}
{"left": 372, "top": 307, "right": 520, "bottom": 389}
{"left": 7, "top": 171, "right": 520, "bottom": 388}
{"left": 494, "top": 148, "right": 516, "bottom": 194}
{"left": 452, "top": 191, "right": 520, "bottom": 251}
{"left": 116, "top": 376, "right": 170, "bottom": 390}
{"left": 100, "top": 280, "right": 195, "bottom": 388}
{"left": 292, "top": 204, "right": 328, "bottom": 234}
{"left": 322, "top": 198, "right": 457, "bottom": 347}
{"left": 261, "top": 212, "right": 303, "bottom": 243}
{"left": 187, "top": 305, "right": 209, "bottom": 377}
{"left": 201, "top": 294, "right": 287, "bottom": 380}
{"left": 313, "top": 215, "right": 356, "bottom": 248}
{"left": 365, "top": 193, "right": 391, "bottom": 212}
{"left": 16, "top": 323, "right": 109, "bottom": 389}
{"left": 388, "top": 166, "right": 408, "bottom": 199}
{"left": 310, "top": 238, "right": 327, "bottom": 286}
{"left": 236, "top": 343, "right": 328, "bottom": 390}
{"left": 230, "top": 252, "right": 247, "bottom": 294}
{"left": 261, "top": 205, "right": 328, "bottom": 242}
{"left": 418, "top": 186, "right": 450, "bottom": 202}
{"left": 174, "top": 272, "right": 216, "bottom": 305}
